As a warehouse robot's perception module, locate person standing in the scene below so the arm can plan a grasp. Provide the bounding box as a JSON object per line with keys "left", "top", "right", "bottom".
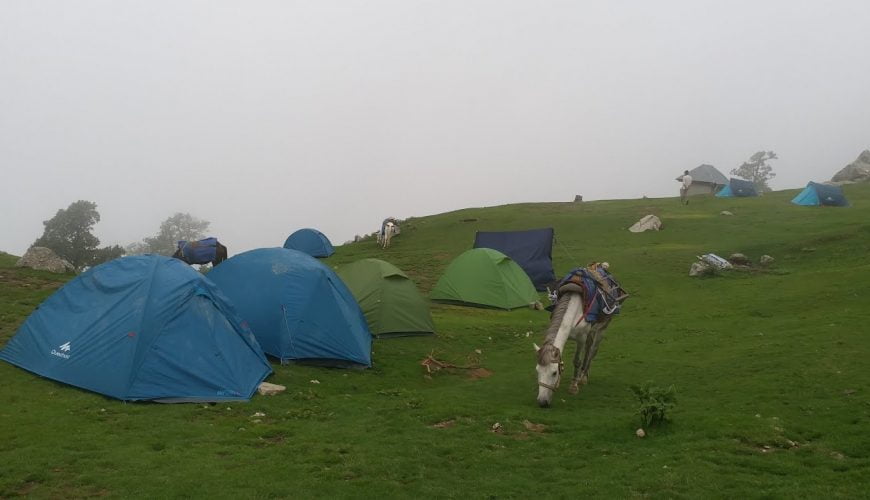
{"left": 678, "top": 170, "right": 693, "bottom": 205}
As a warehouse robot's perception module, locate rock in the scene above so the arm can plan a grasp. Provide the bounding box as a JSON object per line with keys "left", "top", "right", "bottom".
{"left": 636, "top": 428, "right": 646, "bottom": 438}
{"left": 15, "top": 247, "right": 74, "bottom": 273}
{"left": 257, "top": 382, "right": 286, "bottom": 396}
{"left": 760, "top": 255, "right": 774, "bottom": 266}
{"left": 628, "top": 214, "right": 662, "bottom": 233}
{"left": 831, "top": 150, "right": 870, "bottom": 183}
{"left": 720, "top": 211, "right": 733, "bottom": 216}
{"left": 728, "top": 253, "right": 750, "bottom": 265}
{"left": 689, "top": 261, "right": 713, "bottom": 277}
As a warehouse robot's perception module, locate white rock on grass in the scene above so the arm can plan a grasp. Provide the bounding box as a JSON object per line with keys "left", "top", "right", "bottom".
{"left": 720, "top": 211, "right": 734, "bottom": 216}
{"left": 257, "top": 382, "right": 286, "bottom": 396}
{"left": 628, "top": 214, "right": 662, "bottom": 233}
{"left": 760, "top": 255, "right": 775, "bottom": 266}
{"left": 728, "top": 253, "right": 750, "bottom": 265}
{"left": 15, "top": 247, "right": 74, "bottom": 273}
{"left": 689, "top": 261, "right": 712, "bottom": 277}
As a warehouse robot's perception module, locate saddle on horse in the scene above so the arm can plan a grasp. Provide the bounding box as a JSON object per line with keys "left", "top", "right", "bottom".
{"left": 549, "top": 262, "right": 629, "bottom": 322}
{"left": 173, "top": 238, "right": 228, "bottom": 266}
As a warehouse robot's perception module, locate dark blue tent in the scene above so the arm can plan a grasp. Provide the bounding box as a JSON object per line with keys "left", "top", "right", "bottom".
{"left": 791, "top": 182, "right": 849, "bottom": 207}
{"left": 473, "top": 228, "right": 555, "bottom": 290}
{"left": 208, "top": 248, "right": 371, "bottom": 368}
{"left": 0, "top": 256, "right": 271, "bottom": 402}
{"left": 716, "top": 178, "right": 759, "bottom": 197}
{"left": 283, "top": 228, "right": 335, "bottom": 258}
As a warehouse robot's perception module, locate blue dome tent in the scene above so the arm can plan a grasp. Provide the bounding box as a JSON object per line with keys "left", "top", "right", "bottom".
{"left": 0, "top": 256, "right": 271, "bottom": 402}
{"left": 283, "top": 228, "right": 335, "bottom": 258}
{"left": 207, "top": 248, "right": 371, "bottom": 368}
{"left": 791, "top": 182, "right": 849, "bottom": 207}
{"left": 716, "top": 178, "right": 759, "bottom": 197}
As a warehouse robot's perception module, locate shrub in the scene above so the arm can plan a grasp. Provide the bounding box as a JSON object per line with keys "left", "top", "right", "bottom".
{"left": 630, "top": 382, "right": 677, "bottom": 427}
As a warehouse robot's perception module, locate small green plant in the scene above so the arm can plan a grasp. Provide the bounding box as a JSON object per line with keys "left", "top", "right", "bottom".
{"left": 630, "top": 382, "right": 677, "bottom": 427}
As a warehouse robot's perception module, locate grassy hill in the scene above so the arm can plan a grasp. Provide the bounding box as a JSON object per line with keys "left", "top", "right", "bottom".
{"left": 1, "top": 185, "right": 869, "bottom": 497}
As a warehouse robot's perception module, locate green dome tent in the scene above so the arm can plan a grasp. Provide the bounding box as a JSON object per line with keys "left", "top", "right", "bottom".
{"left": 337, "top": 259, "right": 435, "bottom": 338}
{"left": 430, "top": 248, "right": 539, "bottom": 310}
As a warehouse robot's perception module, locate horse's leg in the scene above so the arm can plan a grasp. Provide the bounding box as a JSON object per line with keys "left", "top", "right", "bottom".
{"left": 568, "top": 323, "right": 589, "bottom": 394}
{"left": 579, "top": 322, "right": 608, "bottom": 386}
{"left": 568, "top": 337, "right": 583, "bottom": 394}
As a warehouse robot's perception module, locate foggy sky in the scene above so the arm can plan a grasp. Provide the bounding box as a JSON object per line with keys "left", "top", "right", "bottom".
{"left": 2, "top": 1, "right": 869, "bottom": 256}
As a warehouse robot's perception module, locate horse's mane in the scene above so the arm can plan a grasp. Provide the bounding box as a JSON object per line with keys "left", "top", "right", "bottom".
{"left": 537, "top": 292, "right": 583, "bottom": 365}
{"left": 543, "top": 292, "right": 576, "bottom": 345}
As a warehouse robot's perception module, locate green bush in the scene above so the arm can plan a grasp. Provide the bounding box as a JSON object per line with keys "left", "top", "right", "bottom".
{"left": 630, "top": 382, "right": 677, "bottom": 427}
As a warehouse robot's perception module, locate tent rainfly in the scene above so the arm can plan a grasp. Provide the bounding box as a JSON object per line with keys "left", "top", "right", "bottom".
{"left": 0, "top": 256, "right": 272, "bottom": 402}
{"left": 716, "top": 178, "right": 759, "bottom": 197}
{"left": 208, "top": 248, "right": 372, "bottom": 368}
{"left": 791, "top": 182, "right": 849, "bottom": 207}
{"left": 283, "top": 228, "right": 335, "bottom": 258}
{"left": 337, "top": 259, "right": 435, "bottom": 338}
{"left": 473, "top": 228, "right": 555, "bottom": 291}
{"left": 430, "top": 248, "right": 539, "bottom": 310}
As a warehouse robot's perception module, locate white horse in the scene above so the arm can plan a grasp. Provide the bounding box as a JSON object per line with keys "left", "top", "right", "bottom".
{"left": 380, "top": 221, "right": 398, "bottom": 249}
{"left": 534, "top": 282, "right": 615, "bottom": 408}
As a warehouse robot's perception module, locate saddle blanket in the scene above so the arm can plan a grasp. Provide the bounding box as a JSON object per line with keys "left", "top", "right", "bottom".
{"left": 550, "top": 264, "right": 627, "bottom": 323}
{"left": 177, "top": 238, "right": 219, "bottom": 264}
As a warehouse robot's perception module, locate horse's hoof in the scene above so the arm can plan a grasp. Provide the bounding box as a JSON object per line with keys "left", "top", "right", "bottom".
{"left": 579, "top": 376, "right": 589, "bottom": 386}
{"left": 568, "top": 383, "right": 580, "bottom": 395}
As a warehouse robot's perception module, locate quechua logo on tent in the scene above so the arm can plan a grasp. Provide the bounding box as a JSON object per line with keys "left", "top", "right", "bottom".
{"left": 51, "top": 341, "right": 71, "bottom": 359}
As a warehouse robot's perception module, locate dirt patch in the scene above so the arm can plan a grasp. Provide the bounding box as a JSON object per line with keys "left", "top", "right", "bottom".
{"left": 467, "top": 368, "right": 493, "bottom": 380}
{"left": 522, "top": 420, "right": 547, "bottom": 433}
{"left": 430, "top": 420, "right": 456, "bottom": 429}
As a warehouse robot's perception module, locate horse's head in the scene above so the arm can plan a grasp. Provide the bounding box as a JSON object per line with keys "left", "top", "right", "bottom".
{"left": 534, "top": 342, "right": 563, "bottom": 407}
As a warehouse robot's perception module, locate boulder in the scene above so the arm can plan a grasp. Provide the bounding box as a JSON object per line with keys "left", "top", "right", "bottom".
{"left": 728, "top": 253, "right": 751, "bottom": 265}
{"left": 257, "top": 382, "right": 286, "bottom": 396}
{"left": 689, "top": 261, "right": 713, "bottom": 277}
{"left": 760, "top": 255, "right": 775, "bottom": 266}
{"left": 628, "top": 215, "right": 662, "bottom": 233}
{"left": 15, "top": 247, "right": 74, "bottom": 273}
{"left": 831, "top": 150, "right": 870, "bottom": 184}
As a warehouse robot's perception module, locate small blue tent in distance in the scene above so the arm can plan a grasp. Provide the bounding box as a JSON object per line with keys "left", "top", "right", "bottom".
{"left": 791, "top": 182, "right": 849, "bottom": 207}
{"left": 0, "top": 256, "right": 272, "bottom": 402}
{"left": 716, "top": 178, "right": 759, "bottom": 197}
{"left": 473, "top": 228, "right": 555, "bottom": 290}
{"left": 208, "top": 248, "right": 371, "bottom": 368}
{"left": 283, "top": 228, "right": 335, "bottom": 258}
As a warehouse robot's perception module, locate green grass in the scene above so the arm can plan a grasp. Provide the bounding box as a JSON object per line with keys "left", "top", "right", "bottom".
{"left": 2, "top": 186, "right": 870, "bottom": 498}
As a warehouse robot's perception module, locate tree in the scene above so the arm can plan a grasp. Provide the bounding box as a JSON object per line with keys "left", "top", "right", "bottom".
{"left": 91, "top": 245, "right": 127, "bottom": 266}
{"left": 32, "top": 200, "right": 125, "bottom": 271}
{"left": 127, "top": 213, "right": 211, "bottom": 256}
{"left": 731, "top": 151, "right": 778, "bottom": 192}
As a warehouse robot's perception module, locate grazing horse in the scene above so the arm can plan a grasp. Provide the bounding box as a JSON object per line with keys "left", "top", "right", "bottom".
{"left": 535, "top": 264, "right": 626, "bottom": 407}
{"left": 381, "top": 222, "right": 397, "bottom": 249}
{"left": 172, "top": 238, "right": 228, "bottom": 267}
{"left": 378, "top": 218, "right": 400, "bottom": 249}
